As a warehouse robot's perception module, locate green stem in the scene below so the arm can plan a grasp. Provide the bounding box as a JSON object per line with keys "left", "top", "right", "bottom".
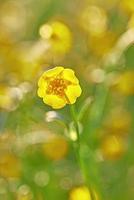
{"left": 70, "top": 105, "right": 80, "bottom": 148}
{"left": 70, "top": 104, "right": 95, "bottom": 200}
{"left": 53, "top": 119, "right": 68, "bottom": 130}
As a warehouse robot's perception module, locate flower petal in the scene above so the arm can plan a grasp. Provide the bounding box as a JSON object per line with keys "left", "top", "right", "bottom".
{"left": 38, "top": 76, "right": 44, "bottom": 87}
{"left": 38, "top": 75, "right": 48, "bottom": 88}
{"left": 43, "top": 95, "right": 66, "bottom": 109}
{"left": 62, "top": 68, "right": 79, "bottom": 84}
{"left": 43, "top": 66, "right": 64, "bottom": 78}
{"left": 37, "top": 87, "right": 44, "bottom": 98}
{"left": 37, "top": 79, "right": 48, "bottom": 97}
{"left": 65, "top": 85, "right": 82, "bottom": 104}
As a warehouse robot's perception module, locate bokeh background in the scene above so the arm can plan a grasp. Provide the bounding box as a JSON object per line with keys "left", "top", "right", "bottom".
{"left": 0, "top": 0, "right": 134, "bottom": 199}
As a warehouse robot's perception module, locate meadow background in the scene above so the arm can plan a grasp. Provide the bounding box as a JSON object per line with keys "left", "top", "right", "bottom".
{"left": 0, "top": 0, "right": 134, "bottom": 199}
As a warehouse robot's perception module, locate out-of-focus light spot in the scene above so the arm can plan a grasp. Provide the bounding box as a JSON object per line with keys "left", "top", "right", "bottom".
{"left": 69, "top": 130, "right": 78, "bottom": 141}
{"left": 34, "top": 170, "right": 49, "bottom": 187}
{"left": 21, "top": 129, "right": 51, "bottom": 147}
{"left": 69, "top": 186, "right": 99, "bottom": 200}
{"left": 90, "top": 68, "right": 106, "bottom": 83}
{"left": 60, "top": 177, "right": 73, "bottom": 190}
{"left": 10, "top": 87, "right": 23, "bottom": 101}
{"left": 39, "top": 24, "right": 53, "bottom": 39}
{"left": 17, "top": 184, "right": 33, "bottom": 200}
{"left": 101, "top": 135, "right": 126, "bottom": 160}
{"left": 0, "top": 84, "right": 28, "bottom": 111}
{"left": 0, "top": 1, "right": 26, "bottom": 36}
{"left": 80, "top": 6, "right": 107, "bottom": 36}
{"left": 19, "top": 82, "right": 32, "bottom": 94}
{"left": 42, "top": 136, "right": 68, "bottom": 160}
{"left": 45, "top": 111, "right": 58, "bottom": 122}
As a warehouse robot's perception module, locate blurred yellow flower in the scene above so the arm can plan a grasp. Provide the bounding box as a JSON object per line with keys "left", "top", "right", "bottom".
{"left": 17, "top": 184, "right": 33, "bottom": 200}
{"left": 0, "top": 85, "right": 13, "bottom": 110}
{"left": 0, "top": 152, "right": 21, "bottom": 178}
{"left": 101, "top": 135, "right": 126, "bottom": 160}
{"left": 116, "top": 71, "right": 134, "bottom": 95}
{"left": 42, "top": 136, "right": 68, "bottom": 160}
{"left": 37, "top": 66, "right": 82, "bottom": 109}
{"left": 121, "top": 0, "right": 134, "bottom": 13}
{"left": 69, "top": 186, "right": 99, "bottom": 200}
{"left": 128, "top": 13, "right": 134, "bottom": 28}
{"left": 39, "top": 21, "right": 72, "bottom": 54}
{"left": 80, "top": 6, "right": 107, "bottom": 36}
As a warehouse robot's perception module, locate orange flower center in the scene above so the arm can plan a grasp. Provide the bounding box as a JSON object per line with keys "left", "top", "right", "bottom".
{"left": 46, "top": 78, "right": 68, "bottom": 96}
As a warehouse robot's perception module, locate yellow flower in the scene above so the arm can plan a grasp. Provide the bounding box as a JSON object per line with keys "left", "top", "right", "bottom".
{"left": 116, "top": 71, "right": 134, "bottom": 95}
{"left": 0, "top": 152, "right": 21, "bottom": 178}
{"left": 121, "top": 0, "right": 134, "bottom": 13}
{"left": 101, "top": 135, "right": 126, "bottom": 160}
{"left": 39, "top": 21, "right": 72, "bottom": 54}
{"left": 69, "top": 186, "right": 99, "bottom": 200}
{"left": 37, "top": 66, "right": 82, "bottom": 109}
{"left": 42, "top": 135, "right": 68, "bottom": 161}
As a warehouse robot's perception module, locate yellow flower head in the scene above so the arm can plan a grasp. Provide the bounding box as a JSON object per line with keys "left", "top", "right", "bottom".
{"left": 39, "top": 21, "right": 72, "bottom": 54}
{"left": 42, "top": 135, "right": 68, "bottom": 160}
{"left": 37, "top": 66, "right": 82, "bottom": 109}
{"left": 116, "top": 71, "right": 134, "bottom": 95}
{"left": 121, "top": 0, "right": 134, "bottom": 13}
{"left": 101, "top": 135, "right": 126, "bottom": 160}
{"left": 0, "top": 152, "right": 21, "bottom": 178}
{"left": 69, "top": 186, "right": 99, "bottom": 200}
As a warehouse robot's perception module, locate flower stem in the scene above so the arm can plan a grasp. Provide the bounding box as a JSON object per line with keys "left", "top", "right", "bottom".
{"left": 70, "top": 104, "right": 95, "bottom": 200}
{"left": 70, "top": 105, "right": 80, "bottom": 148}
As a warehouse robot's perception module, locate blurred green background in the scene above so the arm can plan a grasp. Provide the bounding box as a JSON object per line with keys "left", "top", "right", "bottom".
{"left": 0, "top": 0, "right": 134, "bottom": 199}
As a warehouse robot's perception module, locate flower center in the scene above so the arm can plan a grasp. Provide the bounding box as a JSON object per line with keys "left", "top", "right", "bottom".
{"left": 47, "top": 78, "right": 68, "bottom": 96}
